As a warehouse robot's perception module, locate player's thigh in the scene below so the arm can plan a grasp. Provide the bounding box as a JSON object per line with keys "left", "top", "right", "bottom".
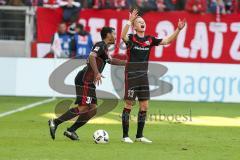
{"left": 77, "top": 104, "right": 97, "bottom": 112}
{"left": 76, "top": 105, "right": 90, "bottom": 114}
{"left": 139, "top": 100, "right": 149, "bottom": 111}
{"left": 88, "top": 104, "right": 97, "bottom": 116}
{"left": 136, "top": 76, "right": 150, "bottom": 101}
{"left": 124, "top": 74, "right": 138, "bottom": 102}
{"left": 76, "top": 104, "right": 97, "bottom": 117}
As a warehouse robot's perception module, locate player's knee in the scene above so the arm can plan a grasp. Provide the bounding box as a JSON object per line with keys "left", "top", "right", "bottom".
{"left": 74, "top": 105, "right": 82, "bottom": 114}
{"left": 75, "top": 106, "right": 82, "bottom": 114}
{"left": 125, "top": 100, "right": 133, "bottom": 109}
{"left": 139, "top": 101, "right": 149, "bottom": 111}
{"left": 140, "top": 105, "right": 148, "bottom": 111}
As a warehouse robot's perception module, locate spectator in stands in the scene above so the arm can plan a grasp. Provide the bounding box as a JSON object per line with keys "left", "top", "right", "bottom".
{"left": 224, "top": 0, "right": 234, "bottom": 13}
{"left": 209, "top": 0, "right": 226, "bottom": 14}
{"left": 127, "top": 0, "right": 134, "bottom": 8}
{"left": 93, "top": 0, "right": 104, "bottom": 8}
{"left": 51, "top": 22, "right": 72, "bottom": 58}
{"left": 155, "top": 0, "right": 166, "bottom": 11}
{"left": 164, "top": 0, "right": 185, "bottom": 11}
{"left": 78, "top": 0, "right": 93, "bottom": 8}
{"left": 72, "top": 24, "right": 93, "bottom": 59}
{"left": 0, "top": 0, "right": 7, "bottom": 5}
{"left": 132, "top": 0, "right": 156, "bottom": 13}
{"left": 144, "top": 0, "right": 158, "bottom": 11}
{"left": 92, "top": 0, "right": 113, "bottom": 9}
{"left": 59, "top": 0, "right": 81, "bottom": 23}
{"left": 114, "top": 0, "right": 128, "bottom": 10}
{"left": 8, "top": 0, "right": 24, "bottom": 5}
{"left": 185, "top": 0, "right": 207, "bottom": 14}
{"left": 237, "top": 0, "right": 240, "bottom": 13}
{"left": 25, "top": 0, "right": 43, "bottom": 6}
{"left": 132, "top": 0, "right": 144, "bottom": 11}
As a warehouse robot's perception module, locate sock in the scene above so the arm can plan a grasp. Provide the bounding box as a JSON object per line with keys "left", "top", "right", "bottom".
{"left": 136, "top": 111, "right": 147, "bottom": 138}
{"left": 122, "top": 108, "right": 131, "bottom": 138}
{"left": 54, "top": 107, "right": 80, "bottom": 126}
{"left": 67, "top": 114, "right": 89, "bottom": 132}
{"left": 67, "top": 107, "right": 97, "bottom": 132}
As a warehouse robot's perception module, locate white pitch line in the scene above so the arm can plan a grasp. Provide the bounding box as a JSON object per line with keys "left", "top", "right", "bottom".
{"left": 0, "top": 97, "right": 56, "bottom": 118}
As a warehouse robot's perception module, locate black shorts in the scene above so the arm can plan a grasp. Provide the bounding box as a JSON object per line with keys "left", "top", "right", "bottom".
{"left": 124, "top": 73, "right": 150, "bottom": 101}
{"left": 74, "top": 71, "right": 97, "bottom": 106}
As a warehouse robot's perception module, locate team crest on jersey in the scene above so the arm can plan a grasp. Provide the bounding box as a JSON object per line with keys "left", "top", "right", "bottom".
{"left": 145, "top": 41, "right": 150, "bottom": 45}
{"left": 94, "top": 46, "right": 100, "bottom": 52}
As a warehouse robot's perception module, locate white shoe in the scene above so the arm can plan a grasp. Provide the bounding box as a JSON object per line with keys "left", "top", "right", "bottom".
{"left": 135, "top": 137, "right": 152, "bottom": 143}
{"left": 121, "top": 137, "right": 134, "bottom": 143}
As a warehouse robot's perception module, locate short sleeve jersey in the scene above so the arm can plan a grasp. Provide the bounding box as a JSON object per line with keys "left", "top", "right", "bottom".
{"left": 125, "top": 34, "right": 162, "bottom": 77}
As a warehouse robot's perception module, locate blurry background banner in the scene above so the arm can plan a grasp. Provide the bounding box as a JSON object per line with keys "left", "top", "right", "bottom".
{"left": 36, "top": 8, "right": 240, "bottom": 64}
{"left": 0, "top": 57, "right": 240, "bottom": 103}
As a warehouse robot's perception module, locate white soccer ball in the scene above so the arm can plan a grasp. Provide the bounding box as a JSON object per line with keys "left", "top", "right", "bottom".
{"left": 93, "top": 129, "right": 109, "bottom": 144}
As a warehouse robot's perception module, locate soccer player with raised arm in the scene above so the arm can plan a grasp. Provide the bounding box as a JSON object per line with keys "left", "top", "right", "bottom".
{"left": 48, "top": 27, "right": 126, "bottom": 141}
{"left": 121, "top": 9, "right": 186, "bottom": 143}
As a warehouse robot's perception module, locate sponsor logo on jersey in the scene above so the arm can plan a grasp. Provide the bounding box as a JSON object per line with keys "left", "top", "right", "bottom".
{"left": 133, "top": 46, "right": 150, "bottom": 51}
{"left": 145, "top": 41, "right": 150, "bottom": 45}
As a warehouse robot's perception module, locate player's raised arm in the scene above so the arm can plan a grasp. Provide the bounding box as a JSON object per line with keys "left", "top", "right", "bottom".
{"left": 89, "top": 52, "right": 104, "bottom": 85}
{"left": 160, "top": 19, "right": 186, "bottom": 45}
{"left": 121, "top": 9, "right": 138, "bottom": 43}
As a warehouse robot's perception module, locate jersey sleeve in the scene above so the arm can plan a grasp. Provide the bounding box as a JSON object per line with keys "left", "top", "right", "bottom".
{"left": 151, "top": 36, "right": 163, "bottom": 46}
{"left": 91, "top": 43, "right": 103, "bottom": 56}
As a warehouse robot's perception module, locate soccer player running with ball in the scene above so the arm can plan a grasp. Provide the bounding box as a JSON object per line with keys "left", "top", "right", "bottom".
{"left": 121, "top": 9, "right": 186, "bottom": 143}
{"left": 48, "top": 27, "right": 126, "bottom": 141}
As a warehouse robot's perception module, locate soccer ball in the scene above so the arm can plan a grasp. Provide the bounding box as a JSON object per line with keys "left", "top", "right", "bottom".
{"left": 93, "top": 129, "right": 109, "bottom": 144}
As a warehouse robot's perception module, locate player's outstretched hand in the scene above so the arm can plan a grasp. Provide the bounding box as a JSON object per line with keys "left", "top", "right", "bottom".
{"left": 178, "top": 18, "right": 186, "bottom": 30}
{"left": 94, "top": 73, "right": 105, "bottom": 86}
{"left": 129, "top": 9, "right": 138, "bottom": 23}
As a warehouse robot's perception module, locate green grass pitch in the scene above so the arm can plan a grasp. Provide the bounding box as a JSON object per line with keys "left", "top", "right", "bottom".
{"left": 0, "top": 96, "right": 240, "bottom": 160}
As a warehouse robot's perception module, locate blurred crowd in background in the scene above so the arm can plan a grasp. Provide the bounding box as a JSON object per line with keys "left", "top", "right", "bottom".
{"left": 0, "top": 0, "right": 239, "bottom": 14}
{"left": 1, "top": 0, "right": 239, "bottom": 58}
{"left": 48, "top": 0, "right": 240, "bottom": 59}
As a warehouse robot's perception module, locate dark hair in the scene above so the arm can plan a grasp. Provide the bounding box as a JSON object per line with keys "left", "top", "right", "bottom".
{"left": 59, "top": 22, "right": 66, "bottom": 26}
{"left": 100, "top": 27, "right": 115, "bottom": 40}
{"left": 76, "top": 23, "right": 84, "bottom": 31}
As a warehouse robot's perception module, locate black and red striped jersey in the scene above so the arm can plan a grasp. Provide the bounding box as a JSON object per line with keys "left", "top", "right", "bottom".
{"left": 125, "top": 34, "right": 162, "bottom": 77}
{"left": 82, "top": 41, "right": 110, "bottom": 82}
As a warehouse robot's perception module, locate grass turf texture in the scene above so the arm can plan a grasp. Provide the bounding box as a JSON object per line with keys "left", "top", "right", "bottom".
{"left": 0, "top": 96, "right": 240, "bottom": 160}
